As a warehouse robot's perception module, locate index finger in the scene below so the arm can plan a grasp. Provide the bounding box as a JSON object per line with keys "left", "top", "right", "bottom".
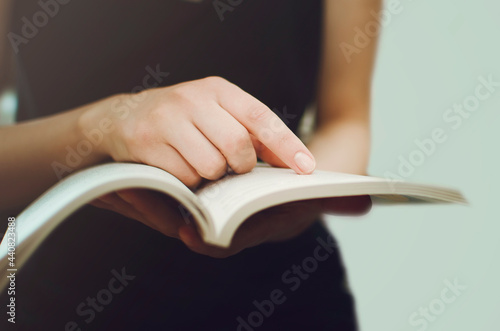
{"left": 215, "top": 79, "right": 316, "bottom": 174}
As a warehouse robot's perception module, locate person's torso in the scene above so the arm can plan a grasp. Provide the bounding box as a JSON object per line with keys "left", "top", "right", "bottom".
{"left": 10, "top": 0, "right": 323, "bottom": 133}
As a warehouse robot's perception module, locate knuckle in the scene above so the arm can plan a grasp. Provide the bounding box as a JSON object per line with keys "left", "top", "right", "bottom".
{"left": 167, "top": 84, "right": 195, "bottom": 105}
{"left": 276, "top": 132, "right": 294, "bottom": 149}
{"left": 231, "top": 158, "right": 256, "bottom": 174}
{"left": 202, "top": 76, "right": 227, "bottom": 86}
{"left": 167, "top": 87, "right": 199, "bottom": 115}
{"left": 230, "top": 149, "right": 256, "bottom": 174}
{"left": 233, "top": 129, "right": 252, "bottom": 149}
{"left": 247, "top": 104, "right": 271, "bottom": 122}
{"left": 222, "top": 128, "right": 251, "bottom": 154}
{"left": 181, "top": 172, "right": 202, "bottom": 188}
{"left": 198, "top": 154, "right": 227, "bottom": 179}
{"left": 111, "top": 93, "right": 129, "bottom": 107}
{"left": 218, "top": 130, "right": 257, "bottom": 174}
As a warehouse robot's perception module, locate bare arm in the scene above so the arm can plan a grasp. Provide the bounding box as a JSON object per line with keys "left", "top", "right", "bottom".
{"left": 0, "top": 79, "right": 315, "bottom": 213}
{"left": 0, "top": 101, "right": 111, "bottom": 212}
{"left": 308, "top": 0, "right": 382, "bottom": 175}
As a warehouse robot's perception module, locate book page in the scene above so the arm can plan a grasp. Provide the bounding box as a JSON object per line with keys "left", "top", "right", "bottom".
{"left": 196, "top": 165, "right": 466, "bottom": 246}
{"left": 196, "top": 166, "right": 380, "bottom": 216}
{"left": 196, "top": 166, "right": 381, "bottom": 240}
{"left": 0, "top": 163, "right": 208, "bottom": 291}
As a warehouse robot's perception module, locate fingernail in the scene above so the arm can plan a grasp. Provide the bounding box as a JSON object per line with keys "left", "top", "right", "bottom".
{"left": 294, "top": 152, "right": 316, "bottom": 174}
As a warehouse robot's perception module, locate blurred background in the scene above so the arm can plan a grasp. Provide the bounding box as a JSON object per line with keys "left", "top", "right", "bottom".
{"left": 0, "top": 0, "right": 15, "bottom": 126}
{"left": 325, "top": 0, "right": 500, "bottom": 330}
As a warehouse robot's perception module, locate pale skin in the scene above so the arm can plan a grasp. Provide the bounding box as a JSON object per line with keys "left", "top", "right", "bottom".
{"left": 0, "top": 0, "right": 381, "bottom": 258}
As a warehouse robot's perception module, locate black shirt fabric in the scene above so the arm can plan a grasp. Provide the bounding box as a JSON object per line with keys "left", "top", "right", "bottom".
{"left": 4, "top": 1, "right": 358, "bottom": 330}
{"left": 13, "top": 0, "right": 322, "bottom": 131}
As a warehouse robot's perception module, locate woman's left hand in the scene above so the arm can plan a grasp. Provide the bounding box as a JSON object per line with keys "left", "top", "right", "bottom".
{"left": 93, "top": 189, "right": 371, "bottom": 258}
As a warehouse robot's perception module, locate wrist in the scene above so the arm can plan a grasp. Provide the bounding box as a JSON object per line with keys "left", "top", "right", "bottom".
{"left": 76, "top": 96, "right": 118, "bottom": 163}
{"left": 308, "top": 118, "right": 370, "bottom": 175}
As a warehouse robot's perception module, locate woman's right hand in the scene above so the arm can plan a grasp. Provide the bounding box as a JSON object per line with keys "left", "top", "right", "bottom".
{"left": 81, "top": 76, "right": 316, "bottom": 188}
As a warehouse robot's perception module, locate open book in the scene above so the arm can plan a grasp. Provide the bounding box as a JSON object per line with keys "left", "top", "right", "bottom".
{"left": 0, "top": 162, "right": 466, "bottom": 289}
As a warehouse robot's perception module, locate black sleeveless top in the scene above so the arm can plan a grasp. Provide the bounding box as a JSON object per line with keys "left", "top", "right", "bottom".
{"left": 5, "top": 2, "right": 358, "bottom": 330}
{"left": 12, "top": 0, "right": 322, "bottom": 133}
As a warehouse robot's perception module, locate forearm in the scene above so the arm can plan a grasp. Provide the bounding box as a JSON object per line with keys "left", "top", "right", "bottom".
{"left": 318, "top": 0, "right": 381, "bottom": 123}
{"left": 0, "top": 100, "right": 110, "bottom": 212}
{"left": 307, "top": 117, "right": 370, "bottom": 175}
{"left": 309, "top": 0, "right": 381, "bottom": 175}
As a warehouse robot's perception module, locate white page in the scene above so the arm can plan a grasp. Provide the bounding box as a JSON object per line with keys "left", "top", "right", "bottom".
{"left": 196, "top": 165, "right": 466, "bottom": 245}
{"left": 197, "top": 167, "right": 382, "bottom": 241}
{"left": 0, "top": 163, "right": 208, "bottom": 291}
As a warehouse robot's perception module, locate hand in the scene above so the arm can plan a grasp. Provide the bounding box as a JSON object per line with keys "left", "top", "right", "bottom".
{"left": 80, "top": 76, "right": 316, "bottom": 188}
{"left": 182, "top": 194, "right": 372, "bottom": 258}
{"left": 83, "top": 76, "right": 320, "bottom": 253}
{"left": 91, "top": 189, "right": 371, "bottom": 258}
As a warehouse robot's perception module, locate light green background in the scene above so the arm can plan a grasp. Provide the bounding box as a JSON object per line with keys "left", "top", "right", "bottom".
{"left": 325, "top": 0, "right": 500, "bottom": 330}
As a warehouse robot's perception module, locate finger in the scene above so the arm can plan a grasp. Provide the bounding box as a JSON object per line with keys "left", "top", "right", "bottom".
{"left": 179, "top": 201, "right": 319, "bottom": 258}
{"left": 179, "top": 214, "right": 269, "bottom": 258}
{"left": 92, "top": 192, "right": 153, "bottom": 228}
{"left": 165, "top": 120, "right": 227, "bottom": 180}
{"left": 320, "top": 195, "right": 372, "bottom": 216}
{"left": 192, "top": 102, "right": 257, "bottom": 174}
{"left": 142, "top": 144, "right": 202, "bottom": 188}
{"left": 179, "top": 225, "right": 244, "bottom": 258}
{"left": 90, "top": 197, "right": 116, "bottom": 212}
{"left": 228, "top": 204, "right": 311, "bottom": 249}
{"left": 116, "top": 189, "right": 184, "bottom": 238}
{"left": 213, "top": 80, "right": 316, "bottom": 175}
{"left": 252, "top": 201, "right": 320, "bottom": 242}
{"left": 230, "top": 214, "right": 275, "bottom": 248}
{"left": 250, "top": 135, "right": 287, "bottom": 168}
